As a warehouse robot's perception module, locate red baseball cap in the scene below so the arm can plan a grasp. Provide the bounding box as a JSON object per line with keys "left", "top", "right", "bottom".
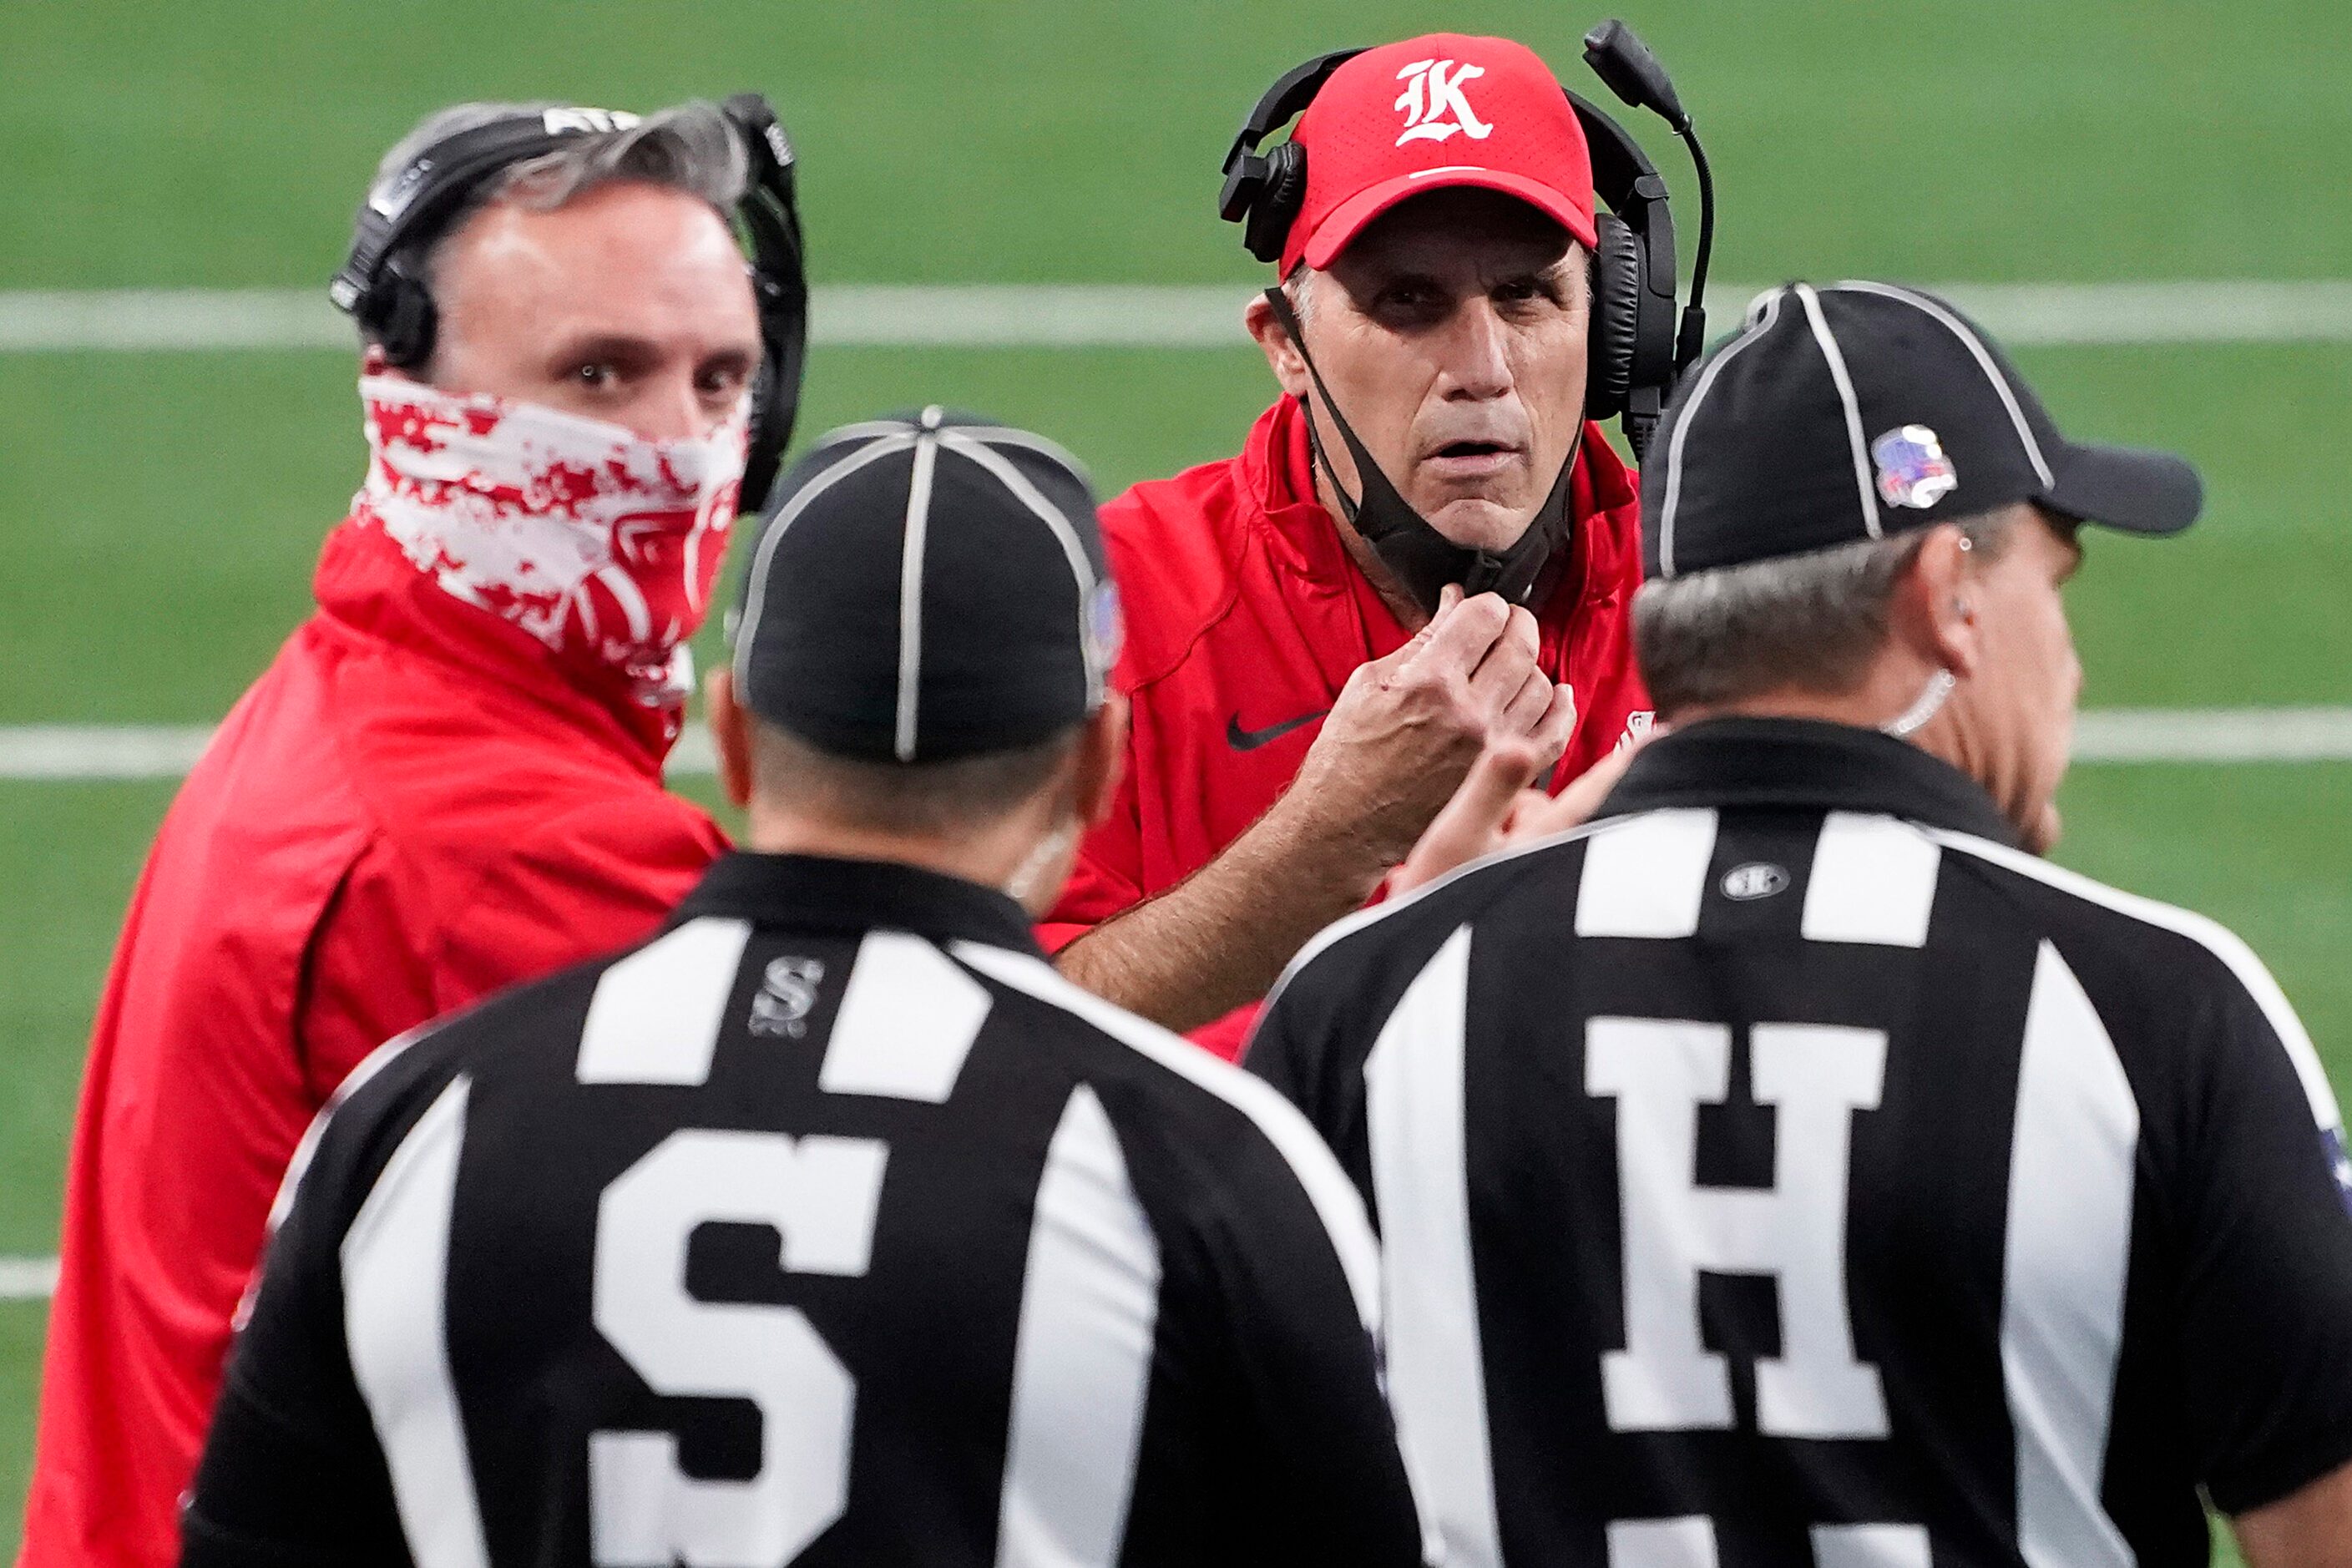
{"left": 1282, "top": 34, "right": 1597, "bottom": 276}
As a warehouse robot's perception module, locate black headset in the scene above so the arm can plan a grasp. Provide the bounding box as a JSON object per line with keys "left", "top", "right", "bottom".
{"left": 1218, "top": 20, "right": 1715, "bottom": 459}
{"left": 329, "top": 94, "right": 810, "bottom": 513}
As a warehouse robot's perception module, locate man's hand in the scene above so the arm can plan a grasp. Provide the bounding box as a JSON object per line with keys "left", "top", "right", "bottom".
{"left": 1057, "top": 584, "right": 1581, "bottom": 1033}
{"left": 1389, "top": 721, "right": 1648, "bottom": 897}
{"left": 1281, "top": 585, "right": 1575, "bottom": 868}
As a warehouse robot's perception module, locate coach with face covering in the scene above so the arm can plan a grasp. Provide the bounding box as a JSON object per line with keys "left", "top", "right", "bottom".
{"left": 25, "top": 99, "right": 800, "bottom": 1568}
{"left": 1050, "top": 35, "right": 1652, "bottom": 1053}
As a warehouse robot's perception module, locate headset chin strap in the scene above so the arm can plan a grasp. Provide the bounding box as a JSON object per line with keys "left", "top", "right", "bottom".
{"left": 1263, "top": 286, "right": 1576, "bottom": 619}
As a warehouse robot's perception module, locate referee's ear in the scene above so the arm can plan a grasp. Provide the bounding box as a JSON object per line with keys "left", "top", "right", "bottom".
{"left": 1073, "top": 693, "right": 1130, "bottom": 829}
{"left": 1899, "top": 523, "right": 1987, "bottom": 683}
{"left": 704, "top": 665, "right": 756, "bottom": 810}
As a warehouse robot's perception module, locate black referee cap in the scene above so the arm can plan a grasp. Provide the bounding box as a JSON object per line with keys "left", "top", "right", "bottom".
{"left": 1642, "top": 281, "right": 2203, "bottom": 579}
{"left": 732, "top": 407, "right": 1120, "bottom": 762}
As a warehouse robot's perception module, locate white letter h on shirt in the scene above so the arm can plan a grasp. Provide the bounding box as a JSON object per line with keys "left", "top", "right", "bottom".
{"left": 1587, "top": 1019, "right": 1891, "bottom": 1439}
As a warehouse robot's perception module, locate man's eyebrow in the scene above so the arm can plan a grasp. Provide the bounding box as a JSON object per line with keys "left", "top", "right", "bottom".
{"left": 546, "top": 333, "right": 664, "bottom": 368}
{"left": 1361, "top": 267, "right": 1444, "bottom": 296}
{"left": 1474, "top": 261, "right": 1576, "bottom": 305}
{"left": 1528, "top": 257, "right": 1581, "bottom": 296}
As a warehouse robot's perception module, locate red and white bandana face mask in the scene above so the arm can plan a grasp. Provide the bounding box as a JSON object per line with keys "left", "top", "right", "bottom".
{"left": 353, "top": 376, "right": 748, "bottom": 707}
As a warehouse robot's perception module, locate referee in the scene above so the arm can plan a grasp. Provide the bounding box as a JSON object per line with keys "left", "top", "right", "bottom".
{"left": 1250, "top": 284, "right": 2352, "bottom": 1567}
{"left": 183, "top": 411, "right": 1426, "bottom": 1566}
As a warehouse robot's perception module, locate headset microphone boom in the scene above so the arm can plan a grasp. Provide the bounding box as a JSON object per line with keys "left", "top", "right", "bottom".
{"left": 1580, "top": 18, "right": 1717, "bottom": 399}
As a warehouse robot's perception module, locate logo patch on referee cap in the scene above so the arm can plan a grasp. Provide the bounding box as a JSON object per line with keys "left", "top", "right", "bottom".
{"left": 1083, "top": 580, "right": 1125, "bottom": 680}
{"left": 1873, "top": 424, "right": 1959, "bottom": 511}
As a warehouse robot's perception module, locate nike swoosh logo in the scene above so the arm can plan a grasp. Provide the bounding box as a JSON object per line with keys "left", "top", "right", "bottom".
{"left": 1227, "top": 709, "right": 1328, "bottom": 751}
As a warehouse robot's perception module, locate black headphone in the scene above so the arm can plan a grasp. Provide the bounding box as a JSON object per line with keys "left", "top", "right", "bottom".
{"left": 329, "top": 95, "right": 810, "bottom": 513}
{"left": 1217, "top": 21, "right": 1715, "bottom": 459}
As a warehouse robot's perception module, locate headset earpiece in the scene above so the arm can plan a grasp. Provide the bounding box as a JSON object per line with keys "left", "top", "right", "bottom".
{"left": 1218, "top": 48, "right": 1363, "bottom": 268}
{"left": 1567, "top": 90, "right": 1682, "bottom": 458}
{"left": 1241, "top": 142, "right": 1308, "bottom": 265}
{"left": 721, "top": 92, "right": 810, "bottom": 514}
{"left": 363, "top": 251, "right": 439, "bottom": 372}
{"left": 1584, "top": 212, "right": 1642, "bottom": 420}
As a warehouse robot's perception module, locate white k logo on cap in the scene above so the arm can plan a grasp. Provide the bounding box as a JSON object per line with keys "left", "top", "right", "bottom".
{"left": 1393, "top": 59, "right": 1494, "bottom": 145}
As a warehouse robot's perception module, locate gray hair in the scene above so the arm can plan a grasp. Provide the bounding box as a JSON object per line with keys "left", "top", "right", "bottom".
{"left": 367, "top": 99, "right": 748, "bottom": 336}
{"left": 1284, "top": 268, "right": 1318, "bottom": 329}
{"left": 1633, "top": 512, "right": 2016, "bottom": 717}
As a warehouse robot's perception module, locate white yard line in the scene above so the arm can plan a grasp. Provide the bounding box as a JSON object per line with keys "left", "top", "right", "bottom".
{"left": 3, "top": 281, "right": 2352, "bottom": 352}
{"left": 3, "top": 711, "right": 2349, "bottom": 781}
{"left": 0, "top": 725, "right": 218, "bottom": 779}
{"left": 0, "top": 1257, "right": 57, "bottom": 1302}
{"left": 2070, "top": 707, "right": 2352, "bottom": 763}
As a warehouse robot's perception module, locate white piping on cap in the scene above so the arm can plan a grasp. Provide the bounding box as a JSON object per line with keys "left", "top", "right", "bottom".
{"left": 893, "top": 408, "right": 945, "bottom": 761}
{"left": 933, "top": 429, "right": 1107, "bottom": 708}
{"left": 936, "top": 422, "right": 1097, "bottom": 489}
{"left": 1795, "top": 281, "right": 1883, "bottom": 539}
{"left": 1828, "top": 279, "right": 2056, "bottom": 488}
{"left": 1654, "top": 286, "right": 1786, "bottom": 579}
{"left": 733, "top": 430, "right": 920, "bottom": 691}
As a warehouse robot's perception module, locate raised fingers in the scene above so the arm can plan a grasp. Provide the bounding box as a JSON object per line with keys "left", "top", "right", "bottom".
{"left": 1391, "top": 737, "right": 1548, "bottom": 895}
{"left": 1410, "top": 591, "right": 1514, "bottom": 678}
{"left": 1466, "top": 603, "right": 1542, "bottom": 715}
{"left": 1498, "top": 667, "right": 1558, "bottom": 737}
{"left": 1525, "top": 682, "right": 1578, "bottom": 767}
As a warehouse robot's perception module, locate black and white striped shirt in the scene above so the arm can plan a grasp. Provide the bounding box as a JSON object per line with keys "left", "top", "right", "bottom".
{"left": 1250, "top": 717, "right": 2352, "bottom": 1568}
{"left": 186, "top": 852, "right": 1424, "bottom": 1568}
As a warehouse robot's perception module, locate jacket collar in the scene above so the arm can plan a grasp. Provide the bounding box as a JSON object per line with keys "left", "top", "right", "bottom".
{"left": 310, "top": 516, "right": 681, "bottom": 771}
{"left": 1596, "top": 716, "right": 2022, "bottom": 847}
{"left": 1237, "top": 394, "right": 1641, "bottom": 638}
{"left": 676, "top": 851, "right": 1044, "bottom": 956}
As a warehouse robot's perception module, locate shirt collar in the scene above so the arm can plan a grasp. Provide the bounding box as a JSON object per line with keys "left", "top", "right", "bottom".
{"left": 1596, "top": 716, "right": 2022, "bottom": 847}
{"left": 675, "top": 851, "right": 1044, "bottom": 955}
{"left": 312, "top": 516, "right": 682, "bottom": 769}
{"left": 1242, "top": 395, "right": 1365, "bottom": 592}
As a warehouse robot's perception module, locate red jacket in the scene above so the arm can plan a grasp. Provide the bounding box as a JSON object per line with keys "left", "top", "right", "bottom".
{"left": 1043, "top": 397, "right": 1650, "bottom": 1058}
{"left": 22, "top": 519, "right": 726, "bottom": 1568}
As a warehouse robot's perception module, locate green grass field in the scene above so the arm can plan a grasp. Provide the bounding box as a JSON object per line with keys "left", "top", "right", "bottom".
{"left": 3, "top": 0, "right": 2348, "bottom": 1558}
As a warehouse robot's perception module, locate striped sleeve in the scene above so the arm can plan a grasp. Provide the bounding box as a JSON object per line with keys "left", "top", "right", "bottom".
{"left": 2167, "top": 948, "right": 2352, "bottom": 1512}
{"left": 183, "top": 1035, "right": 457, "bottom": 1565}
{"left": 1932, "top": 831, "right": 2352, "bottom": 1512}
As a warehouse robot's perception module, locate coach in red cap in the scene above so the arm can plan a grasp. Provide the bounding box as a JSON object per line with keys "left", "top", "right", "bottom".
{"left": 1050, "top": 34, "right": 1652, "bottom": 1055}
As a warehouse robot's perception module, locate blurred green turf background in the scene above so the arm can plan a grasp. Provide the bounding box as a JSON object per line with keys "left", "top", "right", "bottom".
{"left": 4, "top": 1, "right": 2348, "bottom": 1559}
